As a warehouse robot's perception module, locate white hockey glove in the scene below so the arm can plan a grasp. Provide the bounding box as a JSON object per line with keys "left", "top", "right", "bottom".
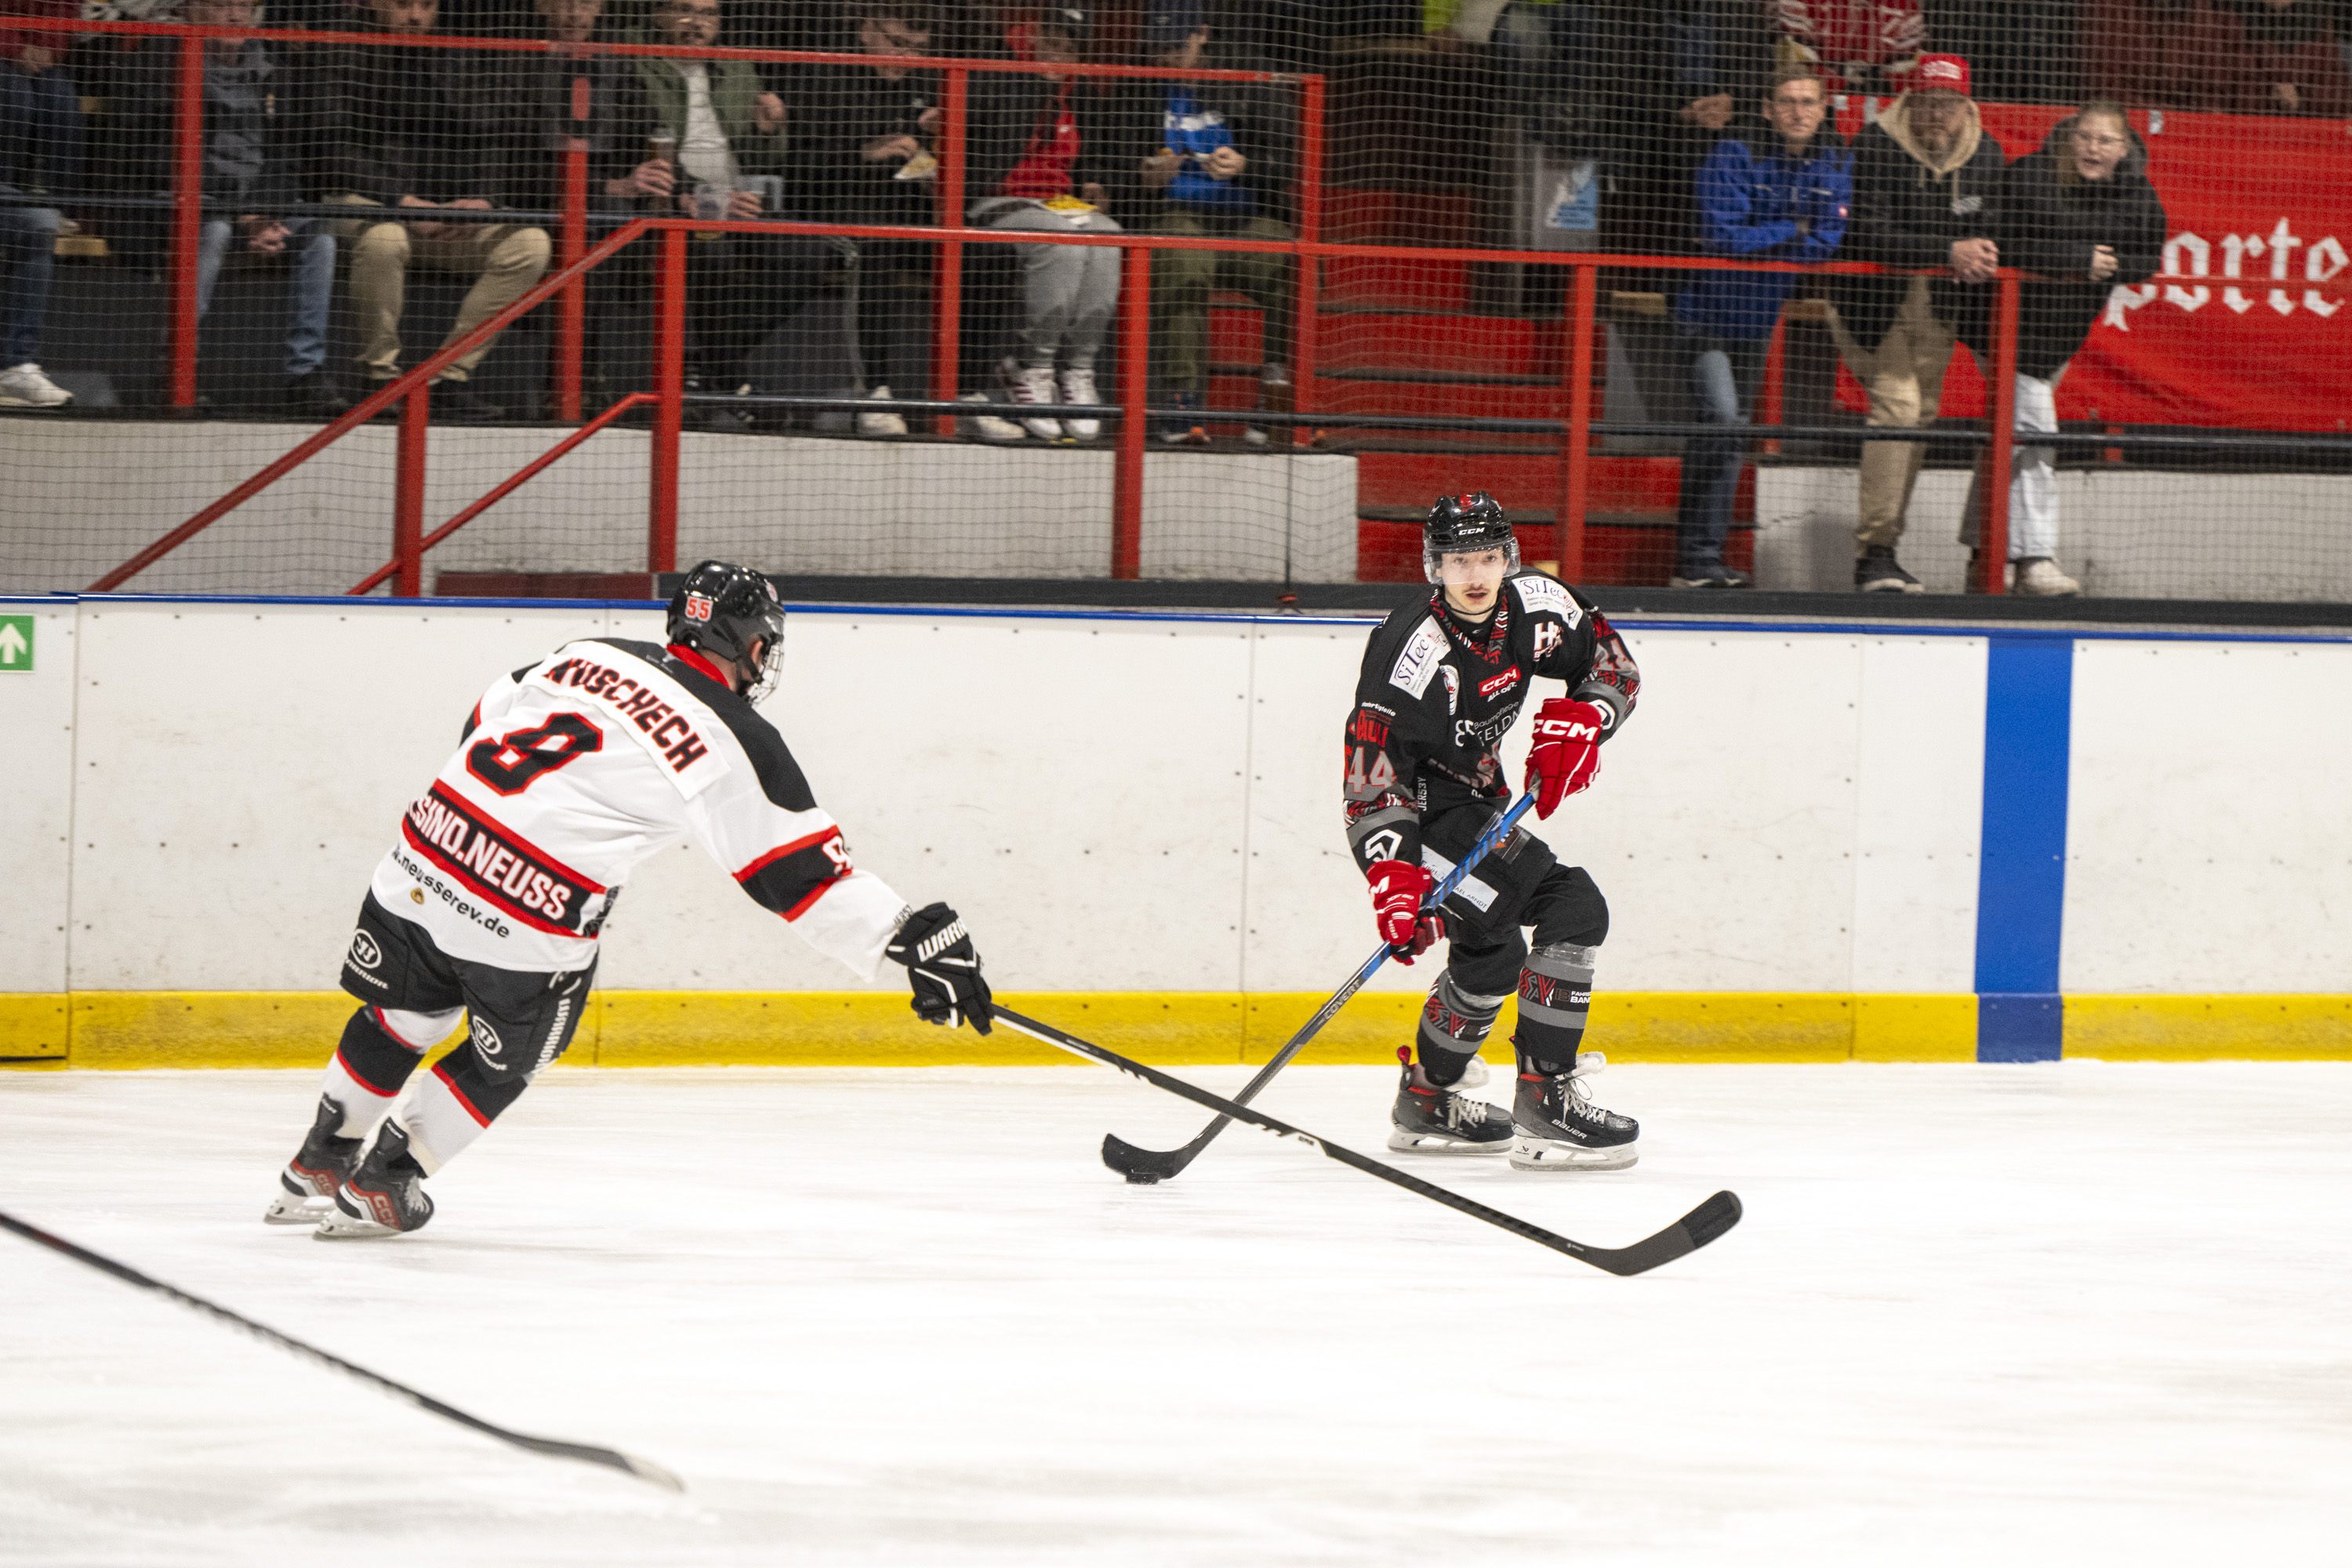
{"left": 885, "top": 902, "right": 993, "bottom": 1035}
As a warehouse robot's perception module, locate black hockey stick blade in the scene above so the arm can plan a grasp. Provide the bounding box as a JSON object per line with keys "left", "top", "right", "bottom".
{"left": 996, "top": 1006, "right": 1740, "bottom": 1276}
{"left": 1102, "top": 793, "right": 1541, "bottom": 1186}
{"left": 0, "top": 1207, "right": 684, "bottom": 1492}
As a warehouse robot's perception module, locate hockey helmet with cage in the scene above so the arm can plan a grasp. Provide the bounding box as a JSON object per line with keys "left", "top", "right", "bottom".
{"left": 666, "top": 560, "right": 788, "bottom": 702}
{"left": 1424, "top": 492, "right": 1521, "bottom": 583}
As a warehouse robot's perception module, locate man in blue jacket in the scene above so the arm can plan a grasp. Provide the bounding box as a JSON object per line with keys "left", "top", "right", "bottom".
{"left": 1668, "top": 64, "right": 1849, "bottom": 590}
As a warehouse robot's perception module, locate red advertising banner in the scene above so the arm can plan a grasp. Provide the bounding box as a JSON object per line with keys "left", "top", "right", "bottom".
{"left": 1830, "top": 100, "right": 2352, "bottom": 431}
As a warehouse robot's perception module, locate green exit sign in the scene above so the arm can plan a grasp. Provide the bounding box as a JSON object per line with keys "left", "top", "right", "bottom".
{"left": 0, "top": 615, "right": 30, "bottom": 672}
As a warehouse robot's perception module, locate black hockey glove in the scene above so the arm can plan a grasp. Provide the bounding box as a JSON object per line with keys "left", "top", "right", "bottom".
{"left": 885, "top": 902, "right": 993, "bottom": 1035}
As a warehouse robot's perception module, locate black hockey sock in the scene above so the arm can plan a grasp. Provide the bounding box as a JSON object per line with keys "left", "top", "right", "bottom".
{"left": 1512, "top": 942, "right": 1597, "bottom": 1077}
{"left": 434, "top": 1045, "right": 532, "bottom": 1126}
{"left": 333, "top": 1008, "right": 426, "bottom": 1093}
{"left": 1417, "top": 973, "right": 1507, "bottom": 1087}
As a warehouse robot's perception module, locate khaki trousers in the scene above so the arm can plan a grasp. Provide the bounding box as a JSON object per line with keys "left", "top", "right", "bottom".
{"left": 329, "top": 194, "right": 552, "bottom": 383}
{"left": 1828, "top": 275, "right": 1961, "bottom": 554}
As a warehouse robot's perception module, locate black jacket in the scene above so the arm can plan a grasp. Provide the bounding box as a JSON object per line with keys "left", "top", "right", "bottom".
{"left": 1098, "top": 50, "right": 1299, "bottom": 227}
{"left": 479, "top": 49, "right": 643, "bottom": 218}
{"left": 1829, "top": 96, "right": 2009, "bottom": 350}
{"left": 118, "top": 38, "right": 310, "bottom": 212}
{"left": 788, "top": 60, "right": 942, "bottom": 227}
{"left": 1536, "top": 1, "right": 1773, "bottom": 170}
{"left": 1982, "top": 118, "right": 2169, "bottom": 379}
{"left": 310, "top": 25, "right": 502, "bottom": 206}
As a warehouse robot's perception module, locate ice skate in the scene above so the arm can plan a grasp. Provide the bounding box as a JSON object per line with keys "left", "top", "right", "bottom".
{"left": 264, "top": 1094, "right": 362, "bottom": 1225}
{"left": 1511, "top": 1051, "right": 1639, "bottom": 1171}
{"left": 1388, "top": 1047, "right": 1512, "bottom": 1156}
{"left": 315, "top": 1120, "right": 434, "bottom": 1240}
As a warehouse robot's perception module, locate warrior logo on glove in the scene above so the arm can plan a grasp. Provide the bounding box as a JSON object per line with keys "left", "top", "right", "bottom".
{"left": 886, "top": 902, "right": 994, "bottom": 1035}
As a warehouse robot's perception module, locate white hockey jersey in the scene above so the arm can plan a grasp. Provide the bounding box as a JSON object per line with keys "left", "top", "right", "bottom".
{"left": 366, "top": 637, "right": 909, "bottom": 976}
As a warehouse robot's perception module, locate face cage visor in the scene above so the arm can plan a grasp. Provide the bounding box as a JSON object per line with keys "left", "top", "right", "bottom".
{"left": 741, "top": 611, "right": 788, "bottom": 705}
{"left": 1425, "top": 536, "right": 1522, "bottom": 586}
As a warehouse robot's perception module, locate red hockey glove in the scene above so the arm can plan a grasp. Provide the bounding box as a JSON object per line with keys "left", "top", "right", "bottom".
{"left": 1367, "top": 858, "right": 1444, "bottom": 964}
{"left": 1525, "top": 698, "right": 1606, "bottom": 819}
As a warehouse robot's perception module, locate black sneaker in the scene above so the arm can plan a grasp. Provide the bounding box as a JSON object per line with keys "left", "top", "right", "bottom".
{"left": 1388, "top": 1047, "right": 1513, "bottom": 1156}
{"left": 1509, "top": 1052, "right": 1639, "bottom": 1171}
{"left": 263, "top": 1094, "right": 361, "bottom": 1225}
{"left": 283, "top": 371, "right": 350, "bottom": 420}
{"left": 430, "top": 383, "right": 507, "bottom": 425}
{"left": 1668, "top": 565, "right": 1753, "bottom": 590}
{"left": 695, "top": 381, "right": 762, "bottom": 434}
{"left": 1854, "top": 546, "right": 1925, "bottom": 594}
{"left": 315, "top": 1120, "right": 434, "bottom": 1239}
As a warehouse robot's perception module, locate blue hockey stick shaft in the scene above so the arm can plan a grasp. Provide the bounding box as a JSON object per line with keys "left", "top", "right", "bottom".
{"left": 1102, "top": 793, "right": 1539, "bottom": 1182}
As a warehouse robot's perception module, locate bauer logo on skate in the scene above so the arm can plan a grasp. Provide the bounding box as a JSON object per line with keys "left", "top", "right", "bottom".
{"left": 403, "top": 785, "right": 606, "bottom": 935}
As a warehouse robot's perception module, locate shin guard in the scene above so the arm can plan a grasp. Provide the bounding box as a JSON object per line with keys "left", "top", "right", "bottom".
{"left": 321, "top": 1006, "right": 457, "bottom": 1138}
{"left": 1512, "top": 942, "right": 1597, "bottom": 1076}
{"left": 1416, "top": 972, "right": 1509, "bottom": 1087}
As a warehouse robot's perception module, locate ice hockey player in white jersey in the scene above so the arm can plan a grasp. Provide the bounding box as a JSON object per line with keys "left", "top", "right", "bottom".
{"left": 266, "top": 561, "right": 993, "bottom": 1238}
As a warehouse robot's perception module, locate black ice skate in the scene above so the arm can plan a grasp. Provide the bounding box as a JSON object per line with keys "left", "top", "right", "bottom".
{"left": 315, "top": 1120, "right": 434, "bottom": 1240}
{"left": 1388, "top": 1047, "right": 1512, "bottom": 1156}
{"left": 263, "top": 1094, "right": 363, "bottom": 1225}
{"left": 1511, "top": 1052, "right": 1639, "bottom": 1171}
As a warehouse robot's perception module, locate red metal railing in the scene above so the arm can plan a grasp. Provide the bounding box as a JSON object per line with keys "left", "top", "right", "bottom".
{"left": 31, "top": 17, "right": 2028, "bottom": 594}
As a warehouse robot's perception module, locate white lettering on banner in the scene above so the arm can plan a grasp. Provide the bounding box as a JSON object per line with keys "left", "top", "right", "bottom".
{"left": 2127, "top": 223, "right": 2344, "bottom": 324}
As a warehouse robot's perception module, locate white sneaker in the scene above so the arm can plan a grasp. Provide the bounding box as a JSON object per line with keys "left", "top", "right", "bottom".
{"left": 0, "top": 361, "right": 72, "bottom": 409}
{"left": 2013, "top": 557, "right": 2081, "bottom": 597}
{"left": 1004, "top": 361, "right": 1062, "bottom": 441}
{"left": 957, "top": 390, "right": 1025, "bottom": 443}
{"left": 1059, "top": 367, "right": 1101, "bottom": 441}
{"left": 857, "top": 385, "right": 907, "bottom": 437}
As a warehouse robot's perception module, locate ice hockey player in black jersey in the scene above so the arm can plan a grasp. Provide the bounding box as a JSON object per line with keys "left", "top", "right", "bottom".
{"left": 1345, "top": 494, "right": 1643, "bottom": 1171}
{"left": 266, "top": 561, "right": 994, "bottom": 1238}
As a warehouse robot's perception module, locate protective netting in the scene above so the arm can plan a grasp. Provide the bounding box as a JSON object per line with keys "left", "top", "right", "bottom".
{"left": 2, "top": 1, "right": 2348, "bottom": 598}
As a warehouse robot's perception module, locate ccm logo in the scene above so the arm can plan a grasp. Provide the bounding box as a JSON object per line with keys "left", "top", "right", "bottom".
{"left": 1479, "top": 668, "right": 1520, "bottom": 699}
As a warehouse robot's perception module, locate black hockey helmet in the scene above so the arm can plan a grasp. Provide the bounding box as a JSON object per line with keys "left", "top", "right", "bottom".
{"left": 1424, "top": 492, "right": 1521, "bottom": 583}
{"left": 666, "top": 560, "right": 787, "bottom": 702}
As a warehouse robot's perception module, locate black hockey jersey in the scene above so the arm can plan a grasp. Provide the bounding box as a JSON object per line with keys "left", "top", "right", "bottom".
{"left": 368, "top": 637, "right": 908, "bottom": 977}
{"left": 1342, "top": 573, "right": 1639, "bottom": 875}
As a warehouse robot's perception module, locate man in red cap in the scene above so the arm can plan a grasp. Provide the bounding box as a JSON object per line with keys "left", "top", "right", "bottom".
{"left": 1825, "top": 52, "right": 2009, "bottom": 593}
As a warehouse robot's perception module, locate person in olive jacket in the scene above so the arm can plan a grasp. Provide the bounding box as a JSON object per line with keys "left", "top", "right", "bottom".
{"left": 1958, "top": 101, "right": 2167, "bottom": 597}
{"left": 1826, "top": 53, "right": 2008, "bottom": 593}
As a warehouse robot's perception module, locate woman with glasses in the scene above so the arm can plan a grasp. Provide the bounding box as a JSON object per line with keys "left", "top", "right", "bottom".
{"left": 1960, "top": 100, "right": 2167, "bottom": 597}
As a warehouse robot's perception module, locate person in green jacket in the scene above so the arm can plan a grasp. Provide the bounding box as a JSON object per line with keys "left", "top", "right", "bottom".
{"left": 610, "top": 0, "right": 834, "bottom": 429}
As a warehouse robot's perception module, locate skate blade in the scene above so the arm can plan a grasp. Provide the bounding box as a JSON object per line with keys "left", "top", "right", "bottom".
{"left": 312, "top": 1209, "right": 405, "bottom": 1240}
{"left": 1387, "top": 1128, "right": 1513, "bottom": 1156}
{"left": 263, "top": 1192, "right": 330, "bottom": 1225}
{"left": 1507, "top": 1135, "right": 1639, "bottom": 1172}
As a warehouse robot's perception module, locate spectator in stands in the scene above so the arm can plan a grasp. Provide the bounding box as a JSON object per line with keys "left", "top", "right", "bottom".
{"left": 1114, "top": 0, "right": 1296, "bottom": 446}
{"left": 794, "top": 0, "right": 960, "bottom": 438}
{"left": 1826, "top": 52, "right": 2005, "bottom": 593}
{"left": 0, "top": 0, "right": 82, "bottom": 410}
{"left": 1924, "top": 2, "right": 2082, "bottom": 103}
{"left": 1595, "top": 2, "right": 1777, "bottom": 257}
{"left": 2214, "top": 0, "right": 2352, "bottom": 114}
{"left": 315, "top": 0, "right": 552, "bottom": 421}
{"left": 118, "top": 0, "right": 348, "bottom": 418}
{"left": 1767, "top": 0, "right": 1928, "bottom": 93}
{"left": 1668, "top": 64, "right": 1850, "bottom": 590}
{"left": 1957, "top": 100, "right": 2165, "bottom": 597}
{"left": 613, "top": 0, "right": 834, "bottom": 431}
{"left": 482, "top": 0, "right": 643, "bottom": 408}
{"left": 966, "top": 5, "right": 1122, "bottom": 442}
{"left": 2082, "top": 0, "right": 2241, "bottom": 110}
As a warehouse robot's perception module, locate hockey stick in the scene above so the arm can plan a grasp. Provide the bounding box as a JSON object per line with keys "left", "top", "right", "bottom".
{"left": 1103, "top": 793, "right": 1541, "bottom": 1185}
{"left": 0, "top": 1207, "right": 685, "bottom": 1492}
{"left": 993, "top": 1005, "right": 1740, "bottom": 1277}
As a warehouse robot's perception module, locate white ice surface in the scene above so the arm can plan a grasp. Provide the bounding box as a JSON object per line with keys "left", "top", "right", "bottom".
{"left": 3, "top": 1063, "right": 2349, "bottom": 1566}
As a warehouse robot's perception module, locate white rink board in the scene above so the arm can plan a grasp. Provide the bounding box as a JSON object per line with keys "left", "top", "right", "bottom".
{"left": 0, "top": 598, "right": 78, "bottom": 993}
{"left": 18, "top": 597, "right": 2352, "bottom": 998}
{"left": 2063, "top": 638, "right": 2352, "bottom": 993}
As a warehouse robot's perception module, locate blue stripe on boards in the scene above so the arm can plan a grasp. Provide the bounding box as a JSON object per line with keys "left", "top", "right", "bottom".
{"left": 1974, "top": 637, "right": 2074, "bottom": 1062}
